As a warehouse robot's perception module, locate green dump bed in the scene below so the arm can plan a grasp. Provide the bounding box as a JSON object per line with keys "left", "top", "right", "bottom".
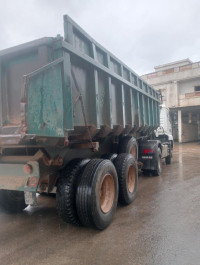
{"left": 0, "top": 15, "right": 160, "bottom": 146}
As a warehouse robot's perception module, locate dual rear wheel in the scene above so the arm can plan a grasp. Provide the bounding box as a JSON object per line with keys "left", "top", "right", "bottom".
{"left": 119, "top": 136, "right": 138, "bottom": 161}
{"left": 56, "top": 158, "right": 119, "bottom": 230}
{"left": 76, "top": 159, "right": 118, "bottom": 230}
{"left": 114, "top": 154, "right": 138, "bottom": 205}
{"left": 56, "top": 141, "right": 138, "bottom": 230}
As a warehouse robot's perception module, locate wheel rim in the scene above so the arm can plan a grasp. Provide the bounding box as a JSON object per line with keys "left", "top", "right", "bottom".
{"left": 130, "top": 146, "right": 137, "bottom": 160}
{"left": 100, "top": 174, "right": 115, "bottom": 213}
{"left": 127, "top": 165, "right": 135, "bottom": 193}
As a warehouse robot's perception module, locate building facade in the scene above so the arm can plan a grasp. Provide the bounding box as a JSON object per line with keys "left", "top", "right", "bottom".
{"left": 142, "top": 59, "right": 200, "bottom": 143}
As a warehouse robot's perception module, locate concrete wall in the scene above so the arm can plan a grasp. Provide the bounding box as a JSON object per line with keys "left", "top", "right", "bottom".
{"left": 151, "top": 80, "right": 200, "bottom": 109}
{"left": 142, "top": 62, "right": 200, "bottom": 88}
{"left": 152, "top": 82, "right": 178, "bottom": 108}
{"left": 154, "top": 59, "right": 192, "bottom": 72}
{"left": 179, "top": 94, "right": 200, "bottom": 107}
{"left": 142, "top": 60, "right": 200, "bottom": 143}
{"left": 179, "top": 78, "right": 200, "bottom": 95}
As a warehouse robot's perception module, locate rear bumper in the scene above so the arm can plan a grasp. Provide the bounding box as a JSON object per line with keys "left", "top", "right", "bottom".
{"left": 0, "top": 161, "right": 40, "bottom": 192}
{"left": 140, "top": 156, "right": 157, "bottom": 170}
{"left": 138, "top": 139, "right": 160, "bottom": 171}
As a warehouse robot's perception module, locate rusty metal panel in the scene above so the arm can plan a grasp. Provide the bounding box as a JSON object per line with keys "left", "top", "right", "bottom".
{"left": 7, "top": 51, "right": 39, "bottom": 125}
{"left": 124, "top": 86, "right": 132, "bottom": 126}
{"left": 70, "top": 58, "right": 96, "bottom": 127}
{"left": 0, "top": 161, "right": 39, "bottom": 191}
{"left": 0, "top": 42, "right": 52, "bottom": 127}
{"left": 63, "top": 15, "right": 160, "bottom": 134}
{"left": 0, "top": 15, "right": 161, "bottom": 147}
{"left": 25, "top": 59, "right": 65, "bottom": 137}
{"left": 110, "top": 80, "right": 123, "bottom": 126}
{"left": 63, "top": 52, "right": 73, "bottom": 130}
{"left": 96, "top": 71, "right": 110, "bottom": 126}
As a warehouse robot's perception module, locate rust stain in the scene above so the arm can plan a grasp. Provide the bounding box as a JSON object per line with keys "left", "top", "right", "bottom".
{"left": 71, "top": 141, "right": 99, "bottom": 151}
{"left": 43, "top": 155, "right": 63, "bottom": 166}
{"left": 179, "top": 64, "right": 192, "bottom": 71}
{"left": 185, "top": 92, "right": 200, "bottom": 98}
{"left": 162, "top": 68, "right": 174, "bottom": 75}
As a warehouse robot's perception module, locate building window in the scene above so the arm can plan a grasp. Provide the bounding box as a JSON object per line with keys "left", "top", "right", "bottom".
{"left": 194, "top": 86, "right": 200, "bottom": 91}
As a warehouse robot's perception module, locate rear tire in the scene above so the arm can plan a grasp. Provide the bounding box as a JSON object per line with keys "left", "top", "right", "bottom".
{"left": 165, "top": 148, "right": 172, "bottom": 165}
{"left": 76, "top": 159, "right": 118, "bottom": 230}
{"left": 119, "top": 136, "right": 138, "bottom": 160}
{"left": 0, "top": 190, "right": 27, "bottom": 212}
{"left": 56, "top": 158, "right": 90, "bottom": 226}
{"left": 114, "top": 153, "right": 138, "bottom": 205}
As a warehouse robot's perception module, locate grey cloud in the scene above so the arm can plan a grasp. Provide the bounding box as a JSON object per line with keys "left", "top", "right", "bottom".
{"left": 0, "top": 0, "right": 199, "bottom": 75}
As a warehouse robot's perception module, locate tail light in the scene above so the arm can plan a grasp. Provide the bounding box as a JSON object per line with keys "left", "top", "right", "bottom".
{"left": 142, "top": 149, "right": 155, "bottom": 155}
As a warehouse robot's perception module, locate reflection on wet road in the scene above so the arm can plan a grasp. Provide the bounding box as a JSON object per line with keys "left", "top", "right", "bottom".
{"left": 0, "top": 143, "right": 200, "bottom": 265}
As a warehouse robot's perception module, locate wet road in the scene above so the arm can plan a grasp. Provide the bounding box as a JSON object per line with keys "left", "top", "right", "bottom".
{"left": 0, "top": 142, "right": 200, "bottom": 265}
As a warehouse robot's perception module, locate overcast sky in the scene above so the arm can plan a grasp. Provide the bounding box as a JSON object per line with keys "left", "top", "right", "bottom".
{"left": 0, "top": 0, "right": 199, "bottom": 75}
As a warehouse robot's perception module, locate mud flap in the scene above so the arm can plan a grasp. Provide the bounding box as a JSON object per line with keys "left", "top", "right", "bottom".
{"left": 0, "top": 161, "right": 40, "bottom": 193}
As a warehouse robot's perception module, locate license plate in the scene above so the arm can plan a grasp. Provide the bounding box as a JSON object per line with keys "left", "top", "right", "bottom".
{"left": 142, "top": 156, "right": 153, "bottom": 159}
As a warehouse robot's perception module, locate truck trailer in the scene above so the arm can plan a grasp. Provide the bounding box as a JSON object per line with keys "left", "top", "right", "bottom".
{"left": 0, "top": 15, "right": 172, "bottom": 230}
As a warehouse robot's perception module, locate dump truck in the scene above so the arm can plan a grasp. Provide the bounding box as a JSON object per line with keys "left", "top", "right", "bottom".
{"left": 0, "top": 15, "right": 172, "bottom": 230}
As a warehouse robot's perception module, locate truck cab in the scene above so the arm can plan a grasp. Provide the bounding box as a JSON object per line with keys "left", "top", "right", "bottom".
{"left": 138, "top": 105, "right": 173, "bottom": 176}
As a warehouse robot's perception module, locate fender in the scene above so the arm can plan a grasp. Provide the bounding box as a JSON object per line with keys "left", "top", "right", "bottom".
{"left": 138, "top": 139, "right": 161, "bottom": 171}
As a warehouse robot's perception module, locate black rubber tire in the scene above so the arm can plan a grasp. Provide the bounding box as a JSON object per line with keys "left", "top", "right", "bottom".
{"left": 56, "top": 158, "right": 90, "bottom": 226}
{"left": 0, "top": 190, "right": 27, "bottom": 213}
{"left": 153, "top": 148, "right": 162, "bottom": 176}
{"left": 76, "top": 159, "right": 118, "bottom": 230}
{"left": 119, "top": 136, "right": 138, "bottom": 160}
{"left": 165, "top": 147, "right": 172, "bottom": 165}
{"left": 101, "top": 153, "right": 118, "bottom": 162}
{"left": 114, "top": 153, "right": 138, "bottom": 205}
{"left": 170, "top": 141, "right": 173, "bottom": 158}
{"left": 165, "top": 153, "right": 171, "bottom": 165}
